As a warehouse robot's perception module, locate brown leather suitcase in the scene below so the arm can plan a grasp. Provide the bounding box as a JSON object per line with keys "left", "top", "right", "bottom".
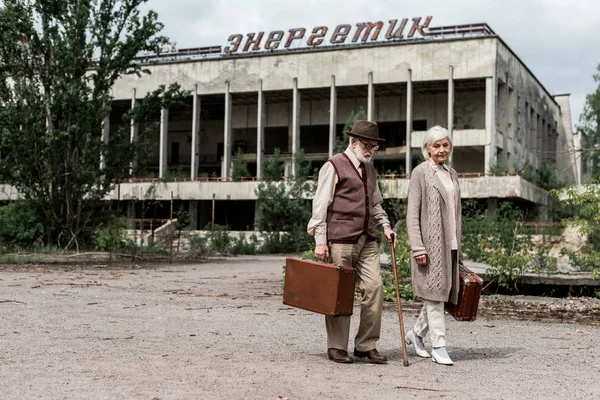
{"left": 445, "top": 263, "right": 483, "bottom": 321}
{"left": 283, "top": 257, "right": 355, "bottom": 316}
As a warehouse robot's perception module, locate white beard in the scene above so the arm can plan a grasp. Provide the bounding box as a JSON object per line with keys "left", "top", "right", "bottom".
{"left": 353, "top": 146, "right": 372, "bottom": 164}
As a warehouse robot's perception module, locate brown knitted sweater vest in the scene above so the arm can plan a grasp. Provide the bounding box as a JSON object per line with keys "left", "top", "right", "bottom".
{"left": 326, "top": 153, "right": 377, "bottom": 244}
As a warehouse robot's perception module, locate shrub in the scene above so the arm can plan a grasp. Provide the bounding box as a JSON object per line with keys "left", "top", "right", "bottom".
{"left": 175, "top": 206, "right": 191, "bottom": 231}
{"left": 206, "top": 223, "right": 231, "bottom": 253}
{"left": 380, "top": 228, "right": 413, "bottom": 300}
{"left": 530, "top": 247, "right": 558, "bottom": 275}
{"left": 0, "top": 201, "right": 47, "bottom": 247}
{"left": 382, "top": 272, "right": 414, "bottom": 301}
{"left": 520, "top": 160, "right": 537, "bottom": 184}
{"left": 188, "top": 234, "right": 209, "bottom": 257}
{"left": 487, "top": 160, "right": 508, "bottom": 175}
{"left": 482, "top": 243, "right": 531, "bottom": 289}
{"left": 553, "top": 181, "right": 600, "bottom": 272}
{"left": 93, "top": 216, "right": 131, "bottom": 253}
{"left": 462, "top": 201, "right": 533, "bottom": 290}
{"left": 462, "top": 201, "right": 530, "bottom": 262}
{"left": 230, "top": 232, "right": 259, "bottom": 255}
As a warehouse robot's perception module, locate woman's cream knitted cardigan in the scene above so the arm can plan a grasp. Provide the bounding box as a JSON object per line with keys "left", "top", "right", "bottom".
{"left": 406, "top": 160, "right": 461, "bottom": 304}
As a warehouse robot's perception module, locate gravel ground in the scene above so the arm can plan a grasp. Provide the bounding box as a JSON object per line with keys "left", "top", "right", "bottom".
{"left": 1, "top": 255, "right": 599, "bottom": 400}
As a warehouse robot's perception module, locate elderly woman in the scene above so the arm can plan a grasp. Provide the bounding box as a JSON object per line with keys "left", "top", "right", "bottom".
{"left": 405, "top": 125, "right": 461, "bottom": 366}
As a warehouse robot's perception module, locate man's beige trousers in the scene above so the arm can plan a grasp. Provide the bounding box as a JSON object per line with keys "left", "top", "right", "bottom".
{"left": 326, "top": 235, "right": 383, "bottom": 352}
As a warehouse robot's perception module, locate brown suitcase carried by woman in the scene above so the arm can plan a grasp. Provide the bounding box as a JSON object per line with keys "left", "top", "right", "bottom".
{"left": 283, "top": 257, "right": 355, "bottom": 316}
{"left": 445, "top": 262, "right": 483, "bottom": 321}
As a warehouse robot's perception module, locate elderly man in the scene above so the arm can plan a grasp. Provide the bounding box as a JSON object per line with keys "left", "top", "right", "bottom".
{"left": 307, "top": 120, "right": 395, "bottom": 364}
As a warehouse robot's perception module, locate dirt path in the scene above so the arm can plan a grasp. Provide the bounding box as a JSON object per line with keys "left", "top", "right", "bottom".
{"left": 1, "top": 255, "right": 599, "bottom": 399}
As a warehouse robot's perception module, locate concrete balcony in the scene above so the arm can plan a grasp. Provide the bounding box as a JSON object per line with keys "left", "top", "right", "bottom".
{"left": 379, "top": 175, "right": 548, "bottom": 205}
{"left": 412, "top": 129, "right": 488, "bottom": 147}
{"left": 0, "top": 175, "right": 549, "bottom": 205}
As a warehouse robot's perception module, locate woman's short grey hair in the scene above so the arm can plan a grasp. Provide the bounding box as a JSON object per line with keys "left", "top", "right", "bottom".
{"left": 421, "top": 125, "right": 453, "bottom": 160}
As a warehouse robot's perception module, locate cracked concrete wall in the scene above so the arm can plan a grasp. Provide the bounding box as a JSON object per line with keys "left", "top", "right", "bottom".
{"left": 107, "top": 38, "right": 499, "bottom": 177}
{"left": 554, "top": 94, "right": 579, "bottom": 184}
{"left": 110, "top": 38, "right": 497, "bottom": 100}
{"left": 495, "top": 41, "right": 576, "bottom": 185}
{"left": 97, "top": 35, "right": 577, "bottom": 203}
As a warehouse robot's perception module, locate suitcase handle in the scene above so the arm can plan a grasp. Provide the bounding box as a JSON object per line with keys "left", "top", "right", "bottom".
{"left": 458, "top": 263, "right": 484, "bottom": 285}
{"left": 335, "top": 265, "right": 355, "bottom": 274}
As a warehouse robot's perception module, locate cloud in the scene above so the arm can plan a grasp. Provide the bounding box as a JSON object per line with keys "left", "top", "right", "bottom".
{"left": 142, "top": 0, "right": 600, "bottom": 127}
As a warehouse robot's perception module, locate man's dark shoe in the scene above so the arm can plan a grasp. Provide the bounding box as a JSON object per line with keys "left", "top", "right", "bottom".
{"left": 327, "top": 348, "right": 353, "bottom": 363}
{"left": 353, "top": 348, "right": 388, "bottom": 364}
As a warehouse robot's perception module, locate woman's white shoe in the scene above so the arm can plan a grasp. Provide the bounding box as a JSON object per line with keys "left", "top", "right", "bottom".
{"left": 431, "top": 347, "right": 454, "bottom": 365}
{"left": 405, "top": 330, "right": 430, "bottom": 358}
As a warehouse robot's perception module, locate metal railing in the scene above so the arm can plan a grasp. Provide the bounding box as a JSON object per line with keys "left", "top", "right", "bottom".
{"left": 426, "top": 23, "right": 496, "bottom": 38}
{"left": 112, "top": 171, "right": 527, "bottom": 184}
{"left": 518, "top": 222, "right": 566, "bottom": 236}
{"left": 130, "top": 218, "right": 171, "bottom": 232}
{"left": 0, "top": 172, "right": 528, "bottom": 186}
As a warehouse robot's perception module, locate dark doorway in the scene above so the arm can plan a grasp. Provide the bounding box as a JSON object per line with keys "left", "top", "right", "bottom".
{"left": 171, "top": 142, "right": 180, "bottom": 165}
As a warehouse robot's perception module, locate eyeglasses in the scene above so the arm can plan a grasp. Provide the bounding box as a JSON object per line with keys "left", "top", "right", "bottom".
{"left": 358, "top": 139, "right": 379, "bottom": 151}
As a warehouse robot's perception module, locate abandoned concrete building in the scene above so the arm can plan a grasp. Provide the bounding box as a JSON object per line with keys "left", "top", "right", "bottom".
{"left": 82, "top": 21, "right": 583, "bottom": 228}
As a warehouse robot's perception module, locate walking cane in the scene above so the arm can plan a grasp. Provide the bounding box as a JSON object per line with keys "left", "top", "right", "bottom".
{"left": 390, "top": 233, "right": 409, "bottom": 366}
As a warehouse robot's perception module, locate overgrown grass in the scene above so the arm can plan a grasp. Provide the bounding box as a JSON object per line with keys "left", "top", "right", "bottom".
{"left": 0, "top": 254, "right": 65, "bottom": 264}
{"left": 0, "top": 245, "right": 78, "bottom": 264}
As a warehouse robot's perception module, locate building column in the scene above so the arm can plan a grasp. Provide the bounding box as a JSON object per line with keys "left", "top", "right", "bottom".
{"left": 159, "top": 107, "right": 169, "bottom": 179}
{"left": 485, "top": 74, "right": 497, "bottom": 174}
{"left": 574, "top": 132, "right": 582, "bottom": 185}
{"left": 526, "top": 98, "right": 533, "bottom": 165}
{"left": 256, "top": 80, "right": 265, "bottom": 179}
{"left": 222, "top": 81, "right": 232, "bottom": 180}
{"left": 129, "top": 89, "right": 139, "bottom": 178}
{"left": 448, "top": 66, "right": 454, "bottom": 140}
{"left": 329, "top": 75, "right": 337, "bottom": 157}
{"left": 487, "top": 198, "right": 498, "bottom": 215}
{"left": 100, "top": 114, "right": 110, "bottom": 170}
{"left": 188, "top": 200, "right": 199, "bottom": 229}
{"left": 126, "top": 202, "right": 136, "bottom": 219}
{"left": 367, "top": 72, "right": 375, "bottom": 121}
{"left": 191, "top": 84, "right": 201, "bottom": 180}
{"left": 291, "top": 77, "right": 301, "bottom": 177}
{"left": 504, "top": 75, "right": 511, "bottom": 168}
{"left": 447, "top": 66, "right": 454, "bottom": 164}
{"left": 405, "top": 69, "right": 413, "bottom": 176}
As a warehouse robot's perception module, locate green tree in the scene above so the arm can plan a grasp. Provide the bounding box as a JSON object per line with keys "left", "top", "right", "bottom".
{"left": 231, "top": 147, "right": 251, "bottom": 181}
{"left": 255, "top": 149, "right": 314, "bottom": 253}
{"left": 553, "top": 181, "right": 600, "bottom": 272}
{"left": 579, "top": 64, "right": 600, "bottom": 179}
{"left": 262, "top": 147, "right": 285, "bottom": 181}
{"left": 538, "top": 161, "right": 568, "bottom": 222}
{"left": 335, "top": 107, "right": 366, "bottom": 154}
{"left": 174, "top": 205, "right": 192, "bottom": 232}
{"left": 539, "top": 162, "right": 559, "bottom": 190}
{"left": 293, "top": 148, "right": 312, "bottom": 181}
{"left": 0, "top": 0, "right": 187, "bottom": 248}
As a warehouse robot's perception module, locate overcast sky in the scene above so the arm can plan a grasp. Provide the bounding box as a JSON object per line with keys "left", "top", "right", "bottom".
{"left": 143, "top": 0, "right": 599, "bottom": 129}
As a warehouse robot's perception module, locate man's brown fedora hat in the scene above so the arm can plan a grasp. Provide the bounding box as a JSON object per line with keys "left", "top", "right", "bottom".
{"left": 345, "top": 120, "right": 385, "bottom": 143}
